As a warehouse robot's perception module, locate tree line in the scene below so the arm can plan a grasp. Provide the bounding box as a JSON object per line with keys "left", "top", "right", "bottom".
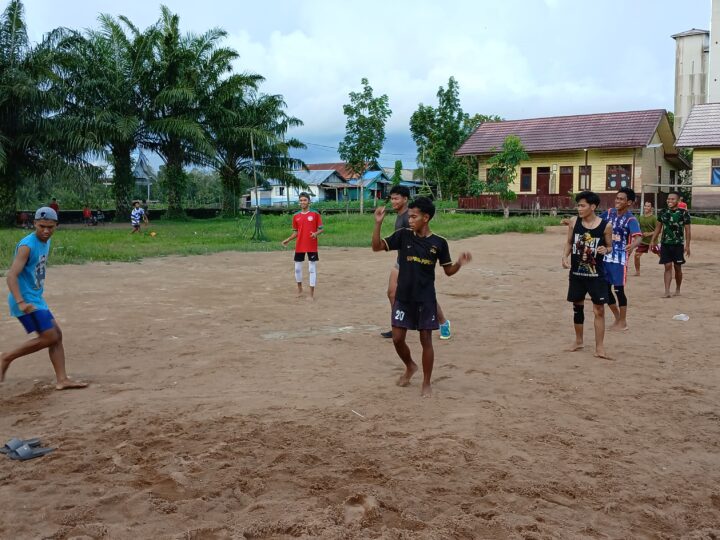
{"left": 0, "top": 0, "right": 304, "bottom": 225}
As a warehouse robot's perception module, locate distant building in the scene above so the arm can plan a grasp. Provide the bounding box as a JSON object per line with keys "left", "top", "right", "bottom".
{"left": 455, "top": 109, "right": 688, "bottom": 210}
{"left": 672, "top": 0, "right": 720, "bottom": 136}
{"left": 672, "top": 28, "right": 709, "bottom": 138}
{"left": 676, "top": 102, "right": 720, "bottom": 209}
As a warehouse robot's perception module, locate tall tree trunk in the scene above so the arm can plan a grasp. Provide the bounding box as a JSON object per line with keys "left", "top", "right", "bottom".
{"left": 219, "top": 168, "right": 239, "bottom": 216}
{"left": 0, "top": 166, "right": 19, "bottom": 227}
{"left": 165, "top": 141, "right": 186, "bottom": 219}
{"left": 112, "top": 144, "right": 134, "bottom": 222}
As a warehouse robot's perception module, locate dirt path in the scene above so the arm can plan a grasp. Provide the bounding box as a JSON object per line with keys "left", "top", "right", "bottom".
{"left": 1, "top": 226, "right": 719, "bottom": 539}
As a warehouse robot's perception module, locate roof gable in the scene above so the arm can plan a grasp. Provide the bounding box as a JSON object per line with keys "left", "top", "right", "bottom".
{"left": 456, "top": 109, "right": 667, "bottom": 156}
{"left": 306, "top": 162, "right": 381, "bottom": 179}
{"left": 675, "top": 103, "right": 720, "bottom": 148}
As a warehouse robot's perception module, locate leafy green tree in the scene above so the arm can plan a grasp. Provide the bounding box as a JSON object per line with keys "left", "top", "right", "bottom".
{"left": 0, "top": 0, "right": 93, "bottom": 225}
{"left": 142, "top": 6, "right": 229, "bottom": 218}
{"left": 203, "top": 83, "right": 306, "bottom": 215}
{"left": 482, "top": 135, "right": 529, "bottom": 218}
{"left": 410, "top": 77, "right": 502, "bottom": 200}
{"left": 338, "top": 77, "right": 391, "bottom": 213}
{"left": 391, "top": 160, "right": 402, "bottom": 186}
{"left": 56, "top": 14, "right": 158, "bottom": 220}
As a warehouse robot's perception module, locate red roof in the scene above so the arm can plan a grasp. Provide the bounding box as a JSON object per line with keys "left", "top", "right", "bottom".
{"left": 306, "top": 162, "right": 379, "bottom": 179}
{"left": 455, "top": 109, "right": 667, "bottom": 156}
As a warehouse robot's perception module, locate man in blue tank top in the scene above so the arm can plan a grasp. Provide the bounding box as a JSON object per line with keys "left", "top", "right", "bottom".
{"left": 562, "top": 192, "right": 613, "bottom": 359}
{"left": 1, "top": 207, "right": 88, "bottom": 390}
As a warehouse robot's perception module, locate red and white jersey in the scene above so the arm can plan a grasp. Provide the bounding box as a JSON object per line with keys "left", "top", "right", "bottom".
{"left": 292, "top": 210, "right": 323, "bottom": 252}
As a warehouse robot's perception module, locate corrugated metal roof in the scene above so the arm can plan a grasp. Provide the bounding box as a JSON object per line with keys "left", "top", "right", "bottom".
{"left": 676, "top": 103, "right": 720, "bottom": 147}
{"left": 291, "top": 170, "right": 342, "bottom": 184}
{"left": 455, "top": 109, "right": 666, "bottom": 156}
{"left": 671, "top": 28, "right": 709, "bottom": 39}
{"left": 306, "top": 162, "right": 380, "bottom": 179}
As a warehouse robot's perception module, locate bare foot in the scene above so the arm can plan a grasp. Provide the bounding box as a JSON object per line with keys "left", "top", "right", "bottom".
{"left": 673, "top": 290, "right": 681, "bottom": 297}
{"left": 396, "top": 362, "right": 418, "bottom": 387}
{"left": 609, "top": 322, "right": 629, "bottom": 332}
{"left": 594, "top": 349, "right": 614, "bottom": 360}
{"left": 634, "top": 272, "right": 640, "bottom": 276}
{"left": 568, "top": 342, "right": 584, "bottom": 352}
{"left": 421, "top": 382, "right": 432, "bottom": 398}
{"left": 661, "top": 292, "right": 672, "bottom": 299}
{"left": 0, "top": 353, "right": 10, "bottom": 382}
{"left": 55, "top": 379, "right": 88, "bottom": 390}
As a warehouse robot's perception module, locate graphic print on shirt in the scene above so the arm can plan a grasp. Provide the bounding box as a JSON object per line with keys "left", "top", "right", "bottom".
{"left": 34, "top": 254, "right": 47, "bottom": 290}
{"left": 602, "top": 209, "right": 641, "bottom": 266}
{"left": 573, "top": 232, "right": 601, "bottom": 277}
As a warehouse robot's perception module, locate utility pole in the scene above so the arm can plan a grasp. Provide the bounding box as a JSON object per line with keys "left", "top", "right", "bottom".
{"left": 250, "top": 132, "right": 266, "bottom": 241}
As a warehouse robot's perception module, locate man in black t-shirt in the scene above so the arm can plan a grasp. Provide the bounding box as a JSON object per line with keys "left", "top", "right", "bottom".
{"left": 372, "top": 197, "right": 471, "bottom": 397}
{"left": 380, "top": 186, "right": 453, "bottom": 340}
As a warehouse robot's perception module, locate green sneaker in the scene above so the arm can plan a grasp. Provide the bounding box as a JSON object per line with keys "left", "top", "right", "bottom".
{"left": 439, "top": 319, "right": 451, "bottom": 340}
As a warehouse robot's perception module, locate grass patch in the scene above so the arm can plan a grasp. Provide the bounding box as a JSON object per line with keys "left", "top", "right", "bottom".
{"left": 0, "top": 213, "right": 561, "bottom": 270}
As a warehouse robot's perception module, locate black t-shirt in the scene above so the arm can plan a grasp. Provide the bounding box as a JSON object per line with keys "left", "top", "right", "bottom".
{"left": 394, "top": 210, "right": 410, "bottom": 262}
{"left": 394, "top": 210, "right": 409, "bottom": 230}
{"left": 383, "top": 228, "right": 452, "bottom": 302}
{"left": 570, "top": 217, "right": 608, "bottom": 279}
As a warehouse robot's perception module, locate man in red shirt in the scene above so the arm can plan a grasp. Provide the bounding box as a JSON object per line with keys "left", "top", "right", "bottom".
{"left": 281, "top": 192, "right": 324, "bottom": 299}
{"left": 677, "top": 196, "right": 688, "bottom": 210}
{"left": 49, "top": 198, "right": 59, "bottom": 213}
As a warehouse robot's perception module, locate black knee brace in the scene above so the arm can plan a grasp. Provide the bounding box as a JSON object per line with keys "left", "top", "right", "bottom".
{"left": 614, "top": 285, "right": 627, "bottom": 307}
{"left": 573, "top": 304, "right": 585, "bottom": 325}
{"left": 606, "top": 282, "right": 617, "bottom": 305}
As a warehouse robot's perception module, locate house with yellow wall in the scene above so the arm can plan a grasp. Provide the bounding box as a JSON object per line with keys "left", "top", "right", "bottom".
{"left": 675, "top": 103, "right": 720, "bottom": 210}
{"left": 455, "top": 109, "right": 688, "bottom": 210}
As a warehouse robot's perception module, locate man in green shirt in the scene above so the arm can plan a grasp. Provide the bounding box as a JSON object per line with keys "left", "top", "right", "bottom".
{"left": 633, "top": 201, "right": 659, "bottom": 276}
{"left": 651, "top": 191, "right": 691, "bottom": 298}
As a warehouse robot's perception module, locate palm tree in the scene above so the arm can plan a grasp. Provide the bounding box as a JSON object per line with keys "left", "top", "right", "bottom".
{"left": 0, "top": 0, "right": 90, "bottom": 225}
{"left": 143, "top": 5, "right": 243, "bottom": 218}
{"left": 203, "top": 85, "right": 306, "bottom": 214}
{"left": 55, "top": 14, "right": 157, "bottom": 220}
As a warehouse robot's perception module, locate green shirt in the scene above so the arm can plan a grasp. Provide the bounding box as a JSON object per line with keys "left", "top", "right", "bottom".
{"left": 658, "top": 208, "right": 691, "bottom": 245}
{"left": 638, "top": 214, "right": 657, "bottom": 246}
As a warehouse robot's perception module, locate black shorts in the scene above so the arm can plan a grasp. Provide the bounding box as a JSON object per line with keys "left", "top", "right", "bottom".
{"left": 567, "top": 276, "right": 608, "bottom": 305}
{"left": 294, "top": 252, "right": 319, "bottom": 262}
{"left": 391, "top": 299, "right": 439, "bottom": 331}
{"left": 659, "top": 244, "right": 685, "bottom": 265}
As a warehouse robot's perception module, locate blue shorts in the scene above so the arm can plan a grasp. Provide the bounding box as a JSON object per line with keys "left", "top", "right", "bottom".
{"left": 604, "top": 263, "right": 627, "bottom": 287}
{"left": 17, "top": 310, "right": 55, "bottom": 334}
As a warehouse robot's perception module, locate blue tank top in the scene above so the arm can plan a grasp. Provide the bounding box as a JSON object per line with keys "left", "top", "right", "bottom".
{"left": 8, "top": 233, "right": 50, "bottom": 317}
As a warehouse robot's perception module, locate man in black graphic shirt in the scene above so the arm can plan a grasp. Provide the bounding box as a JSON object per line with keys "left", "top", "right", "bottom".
{"left": 562, "top": 191, "right": 613, "bottom": 359}
{"left": 372, "top": 197, "right": 471, "bottom": 397}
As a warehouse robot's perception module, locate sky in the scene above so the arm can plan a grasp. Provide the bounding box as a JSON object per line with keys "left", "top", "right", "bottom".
{"left": 22, "top": 0, "right": 713, "bottom": 168}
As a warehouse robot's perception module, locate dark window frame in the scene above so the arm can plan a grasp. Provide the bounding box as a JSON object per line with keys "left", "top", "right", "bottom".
{"left": 520, "top": 167, "right": 532, "bottom": 192}
{"left": 579, "top": 165, "right": 591, "bottom": 190}
{"left": 712, "top": 159, "right": 720, "bottom": 186}
{"left": 606, "top": 164, "right": 632, "bottom": 191}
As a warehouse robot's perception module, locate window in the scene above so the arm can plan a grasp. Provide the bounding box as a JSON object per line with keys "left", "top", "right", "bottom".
{"left": 669, "top": 170, "right": 676, "bottom": 185}
{"left": 606, "top": 165, "right": 632, "bottom": 191}
{"left": 278, "top": 186, "right": 285, "bottom": 196}
{"left": 712, "top": 159, "right": 720, "bottom": 185}
{"left": 579, "top": 165, "right": 591, "bottom": 190}
{"left": 520, "top": 167, "right": 532, "bottom": 192}
{"left": 657, "top": 166, "right": 662, "bottom": 183}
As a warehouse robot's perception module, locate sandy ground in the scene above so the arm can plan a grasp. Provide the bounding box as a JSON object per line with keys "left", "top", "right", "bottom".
{"left": 1, "top": 226, "right": 720, "bottom": 539}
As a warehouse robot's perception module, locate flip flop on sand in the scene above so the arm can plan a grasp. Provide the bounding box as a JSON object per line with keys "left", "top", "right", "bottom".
{"left": 0, "top": 437, "right": 41, "bottom": 455}
{"left": 6, "top": 443, "right": 54, "bottom": 461}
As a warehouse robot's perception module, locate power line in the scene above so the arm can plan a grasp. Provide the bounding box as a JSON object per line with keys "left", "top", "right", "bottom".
{"left": 302, "top": 140, "right": 416, "bottom": 158}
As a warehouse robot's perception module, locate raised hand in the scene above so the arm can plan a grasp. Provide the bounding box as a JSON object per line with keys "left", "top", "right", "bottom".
{"left": 457, "top": 252, "right": 472, "bottom": 266}
{"left": 374, "top": 206, "right": 386, "bottom": 223}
